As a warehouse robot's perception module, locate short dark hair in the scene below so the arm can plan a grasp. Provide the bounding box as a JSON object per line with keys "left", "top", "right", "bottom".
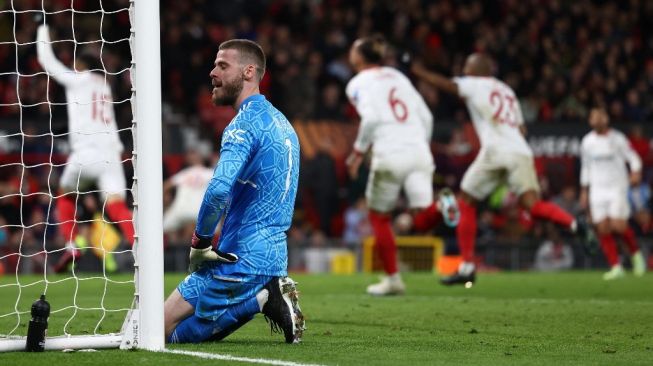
{"left": 356, "top": 34, "right": 386, "bottom": 64}
{"left": 219, "top": 39, "right": 266, "bottom": 81}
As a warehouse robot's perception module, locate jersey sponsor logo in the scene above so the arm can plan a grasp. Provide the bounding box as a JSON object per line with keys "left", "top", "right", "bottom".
{"left": 224, "top": 129, "right": 247, "bottom": 143}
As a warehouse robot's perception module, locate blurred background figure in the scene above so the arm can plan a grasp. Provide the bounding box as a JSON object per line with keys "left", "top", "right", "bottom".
{"left": 534, "top": 223, "right": 574, "bottom": 272}
{"left": 580, "top": 107, "right": 646, "bottom": 280}
{"left": 163, "top": 150, "right": 214, "bottom": 243}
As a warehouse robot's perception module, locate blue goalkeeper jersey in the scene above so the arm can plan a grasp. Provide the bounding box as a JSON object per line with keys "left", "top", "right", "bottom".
{"left": 195, "top": 94, "right": 300, "bottom": 276}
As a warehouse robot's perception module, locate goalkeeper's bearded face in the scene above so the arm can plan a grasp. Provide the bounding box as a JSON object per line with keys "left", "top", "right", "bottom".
{"left": 210, "top": 50, "right": 245, "bottom": 107}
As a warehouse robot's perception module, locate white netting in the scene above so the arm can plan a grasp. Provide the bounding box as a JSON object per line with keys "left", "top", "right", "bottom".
{"left": 0, "top": 0, "right": 137, "bottom": 346}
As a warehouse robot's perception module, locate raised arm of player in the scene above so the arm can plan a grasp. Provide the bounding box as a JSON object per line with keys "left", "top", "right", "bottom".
{"left": 36, "top": 25, "right": 80, "bottom": 87}
{"left": 411, "top": 62, "right": 459, "bottom": 96}
{"left": 194, "top": 121, "right": 256, "bottom": 241}
{"left": 616, "top": 132, "right": 643, "bottom": 185}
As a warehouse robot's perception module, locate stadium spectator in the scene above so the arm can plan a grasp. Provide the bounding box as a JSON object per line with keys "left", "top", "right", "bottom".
{"left": 552, "top": 185, "right": 582, "bottom": 217}
{"left": 302, "top": 139, "right": 339, "bottom": 236}
{"left": 342, "top": 198, "right": 371, "bottom": 247}
{"left": 534, "top": 224, "right": 574, "bottom": 272}
{"left": 3, "top": 1, "right": 652, "bottom": 129}
{"left": 629, "top": 182, "right": 653, "bottom": 235}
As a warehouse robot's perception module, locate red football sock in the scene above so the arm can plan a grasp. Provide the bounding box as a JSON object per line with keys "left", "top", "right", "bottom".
{"left": 57, "top": 194, "right": 77, "bottom": 243}
{"left": 599, "top": 233, "right": 619, "bottom": 266}
{"left": 530, "top": 200, "right": 574, "bottom": 228}
{"left": 455, "top": 198, "right": 477, "bottom": 262}
{"left": 106, "top": 200, "right": 135, "bottom": 245}
{"left": 619, "top": 226, "right": 639, "bottom": 255}
{"left": 412, "top": 203, "right": 442, "bottom": 232}
{"left": 368, "top": 211, "right": 398, "bottom": 275}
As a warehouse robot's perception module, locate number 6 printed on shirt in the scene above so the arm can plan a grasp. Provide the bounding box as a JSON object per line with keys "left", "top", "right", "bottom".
{"left": 388, "top": 87, "right": 408, "bottom": 122}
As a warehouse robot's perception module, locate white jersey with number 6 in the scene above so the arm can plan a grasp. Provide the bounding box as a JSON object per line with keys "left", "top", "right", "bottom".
{"left": 346, "top": 66, "right": 433, "bottom": 159}
{"left": 454, "top": 76, "right": 530, "bottom": 156}
{"left": 37, "top": 26, "right": 123, "bottom": 156}
{"left": 346, "top": 66, "right": 434, "bottom": 212}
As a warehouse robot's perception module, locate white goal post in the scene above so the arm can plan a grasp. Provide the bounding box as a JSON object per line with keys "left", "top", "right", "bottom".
{"left": 0, "top": 0, "right": 164, "bottom": 352}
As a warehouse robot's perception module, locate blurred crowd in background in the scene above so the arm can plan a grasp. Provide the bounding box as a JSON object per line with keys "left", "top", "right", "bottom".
{"left": 1, "top": 0, "right": 653, "bottom": 273}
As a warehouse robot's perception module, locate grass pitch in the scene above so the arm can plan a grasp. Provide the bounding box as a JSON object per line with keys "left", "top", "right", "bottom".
{"left": 1, "top": 271, "right": 652, "bottom": 365}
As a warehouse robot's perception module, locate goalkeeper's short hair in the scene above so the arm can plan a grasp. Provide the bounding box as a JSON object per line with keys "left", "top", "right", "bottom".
{"left": 219, "top": 39, "right": 266, "bottom": 82}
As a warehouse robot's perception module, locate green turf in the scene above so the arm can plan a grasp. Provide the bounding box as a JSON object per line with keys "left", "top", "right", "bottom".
{"left": 1, "top": 272, "right": 652, "bottom": 365}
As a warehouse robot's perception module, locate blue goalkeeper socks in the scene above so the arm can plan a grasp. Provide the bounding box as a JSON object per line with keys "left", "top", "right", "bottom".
{"left": 168, "top": 296, "right": 261, "bottom": 343}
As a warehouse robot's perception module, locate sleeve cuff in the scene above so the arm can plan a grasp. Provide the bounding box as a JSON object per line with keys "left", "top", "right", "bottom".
{"left": 191, "top": 232, "right": 213, "bottom": 249}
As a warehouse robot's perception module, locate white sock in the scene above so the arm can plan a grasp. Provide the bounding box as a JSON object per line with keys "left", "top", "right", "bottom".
{"left": 256, "top": 289, "right": 269, "bottom": 311}
{"left": 458, "top": 262, "right": 476, "bottom": 276}
{"left": 388, "top": 272, "right": 402, "bottom": 282}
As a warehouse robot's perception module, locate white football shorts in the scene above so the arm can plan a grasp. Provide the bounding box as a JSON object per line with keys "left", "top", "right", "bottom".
{"left": 365, "top": 151, "right": 434, "bottom": 213}
{"left": 60, "top": 150, "right": 127, "bottom": 198}
{"left": 163, "top": 203, "right": 199, "bottom": 232}
{"left": 461, "top": 147, "right": 539, "bottom": 201}
{"left": 589, "top": 187, "right": 630, "bottom": 223}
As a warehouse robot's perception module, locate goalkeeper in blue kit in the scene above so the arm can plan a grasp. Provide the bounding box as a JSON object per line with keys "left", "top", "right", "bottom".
{"left": 163, "top": 39, "right": 304, "bottom": 344}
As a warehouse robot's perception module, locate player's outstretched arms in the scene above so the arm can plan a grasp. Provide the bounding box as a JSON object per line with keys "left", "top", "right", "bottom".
{"left": 411, "top": 61, "right": 459, "bottom": 96}
{"left": 188, "top": 232, "right": 238, "bottom": 272}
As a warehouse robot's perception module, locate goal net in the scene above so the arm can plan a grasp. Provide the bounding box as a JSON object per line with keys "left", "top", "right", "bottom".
{"left": 0, "top": 0, "right": 163, "bottom": 352}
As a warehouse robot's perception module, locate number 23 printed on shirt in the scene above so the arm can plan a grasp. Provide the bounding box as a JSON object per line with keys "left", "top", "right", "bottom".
{"left": 388, "top": 87, "right": 408, "bottom": 123}
{"left": 489, "top": 90, "right": 518, "bottom": 127}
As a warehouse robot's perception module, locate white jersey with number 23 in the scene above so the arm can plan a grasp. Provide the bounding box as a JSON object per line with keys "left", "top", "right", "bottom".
{"left": 454, "top": 76, "right": 531, "bottom": 156}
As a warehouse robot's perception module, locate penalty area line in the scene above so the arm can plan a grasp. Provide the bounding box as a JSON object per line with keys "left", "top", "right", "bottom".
{"left": 162, "top": 348, "right": 326, "bottom": 366}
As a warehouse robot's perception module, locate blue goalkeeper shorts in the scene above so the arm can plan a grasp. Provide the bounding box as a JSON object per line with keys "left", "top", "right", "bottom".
{"left": 177, "top": 265, "right": 272, "bottom": 321}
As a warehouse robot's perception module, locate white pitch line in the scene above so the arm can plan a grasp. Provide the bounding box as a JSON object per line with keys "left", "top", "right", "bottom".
{"left": 162, "top": 348, "right": 326, "bottom": 366}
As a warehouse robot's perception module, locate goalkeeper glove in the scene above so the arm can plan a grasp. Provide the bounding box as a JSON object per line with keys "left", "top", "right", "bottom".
{"left": 188, "top": 232, "right": 238, "bottom": 272}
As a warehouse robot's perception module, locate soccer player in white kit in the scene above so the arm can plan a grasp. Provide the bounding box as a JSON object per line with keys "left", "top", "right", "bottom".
{"left": 37, "top": 25, "right": 134, "bottom": 272}
{"left": 163, "top": 150, "right": 214, "bottom": 238}
{"left": 345, "top": 36, "right": 458, "bottom": 295}
{"left": 412, "top": 53, "right": 594, "bottom": 285}
{"left": 580, "top": 107, "right": 646, "bottom": 280}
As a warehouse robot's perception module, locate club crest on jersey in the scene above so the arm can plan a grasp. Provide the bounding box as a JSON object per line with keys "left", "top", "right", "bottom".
{"left": 224, "top": 129, "right": 246, "bottom": 143}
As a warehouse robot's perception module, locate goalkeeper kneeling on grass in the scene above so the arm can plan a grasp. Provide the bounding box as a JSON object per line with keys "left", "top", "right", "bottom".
{"left": 164, "top": 39, "right": 304, "bottom": 344}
